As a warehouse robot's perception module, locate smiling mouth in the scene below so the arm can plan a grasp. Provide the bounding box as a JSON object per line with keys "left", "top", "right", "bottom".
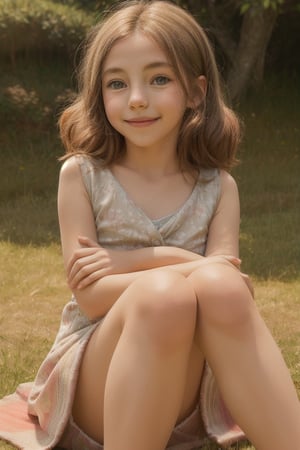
{"left": 125, "top": 118, "right": 159, "bottom": 127}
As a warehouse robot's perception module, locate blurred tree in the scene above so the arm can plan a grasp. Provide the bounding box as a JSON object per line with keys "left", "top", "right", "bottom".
{"left": 184, "top": 0, "right": 276, "bottom": 101}
{"left": 183, "top": 0, "right": 300, "bottom": 101}
{"left": 66, "top": 0, "right": 300, "bottom": 101}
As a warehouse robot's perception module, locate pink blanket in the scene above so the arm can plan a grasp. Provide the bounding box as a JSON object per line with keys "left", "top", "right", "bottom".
{"left": 0, "top": 382, "right": 48, "bottom": 449}
{"left": 0, "top": 365, "right": 246, "bottom": 449}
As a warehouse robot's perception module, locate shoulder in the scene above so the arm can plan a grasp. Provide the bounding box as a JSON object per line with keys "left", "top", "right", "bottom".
{"left": 59, "top": 155, "right": 101, "bottom": 185}
{"left": 59, "top": 156, "right": 93, "bottom": 201}
{"left": 219, "top": 170, "right": 239, "bottom": 196}
{"left": 60, "top": 155, "right": 81, "bottom": 180}
{"left": 58, "top": 157, "right": 87, "bottom": 201}
{"left": 197, "top": 168, "right": 237, "bottom": 196}
{"left": 216, "top": 170, "right": 240, "bottom": 213}
{"left": 60, "top": 154, "right": 96, "bottom": 175}
{"left": 60, "top": 155, "right": 111, "bottom": 203}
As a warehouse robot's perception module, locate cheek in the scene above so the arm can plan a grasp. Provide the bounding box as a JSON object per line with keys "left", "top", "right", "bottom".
{"left": 102, "top": 94, "right": 119, "bottom": 124}
{"left": 164, "top": 87, "right": 187, "bottom": 111}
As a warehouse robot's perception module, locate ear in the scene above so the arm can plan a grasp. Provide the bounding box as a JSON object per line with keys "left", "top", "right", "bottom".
{"left": 187, "top": 75, "right": 207, "bottom": 109}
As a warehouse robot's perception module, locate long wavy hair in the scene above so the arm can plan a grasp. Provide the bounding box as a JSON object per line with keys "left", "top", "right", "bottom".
{"left": 59, "top": 0, "right": 241, "bottom": 171}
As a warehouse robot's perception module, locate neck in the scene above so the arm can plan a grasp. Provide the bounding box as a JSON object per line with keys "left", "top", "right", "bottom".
{"left": 121, "top": 144, "right": 180, "bottom": 177}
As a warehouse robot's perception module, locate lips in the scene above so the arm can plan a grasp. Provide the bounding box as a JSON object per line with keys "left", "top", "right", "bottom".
{"left": 125, "top": 117, "right": 159, "bottom": 127}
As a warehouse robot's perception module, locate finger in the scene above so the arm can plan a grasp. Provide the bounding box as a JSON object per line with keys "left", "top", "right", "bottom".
{"left": 224, "top": 255, "right": 242, "bottom": 267}
{"left": 73, "top": 263, "right": 110, "bottom": 289}
{"left": 69, "top": 260, "right": 101, "bottom": 288}
{"left": 67, "top": 247, "right": 100, "bottom": 277}
{"left": 208, "top": 255, "right": 241, "bottom": 269}
{"left": 76, "top": 269, "right": 108, "bottom": 289}
{"left": 240, "top": 273, "right": 255, "bottom": 298}
{"left": 68, "top": 252, "right": 103, "bottom": 284}
{"left": 68, "top": 255, "right": 100, "bottom": 285}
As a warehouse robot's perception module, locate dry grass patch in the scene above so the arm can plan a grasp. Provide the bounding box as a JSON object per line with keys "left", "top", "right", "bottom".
{"left": 254, "top": 280, "right": 300, "bottom": 390}
{"left": 0, "top": 242, "right": 69, "bottom": 393}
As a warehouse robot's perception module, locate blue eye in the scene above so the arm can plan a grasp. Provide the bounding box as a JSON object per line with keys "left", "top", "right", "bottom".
{"left": 107, "top": 80, "right": 126, "bottom": 90}
{"left": 152, "top": 76, "right": 170, "bottom": 86}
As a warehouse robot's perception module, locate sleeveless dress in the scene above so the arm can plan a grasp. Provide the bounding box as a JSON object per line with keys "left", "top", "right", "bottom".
{"left": 0, "top": 156, "right": 246, "bottom": 450}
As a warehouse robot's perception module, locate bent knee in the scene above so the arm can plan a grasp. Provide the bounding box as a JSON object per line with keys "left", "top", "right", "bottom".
{"left": 189, "top": 264, "right": 253, "bottom": 328}
{"left": 127, "top": 270, "right": 197, "bottom": 347}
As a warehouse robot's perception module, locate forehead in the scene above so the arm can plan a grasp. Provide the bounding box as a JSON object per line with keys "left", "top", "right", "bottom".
{"left": 103, "top": 32, "right": 169, "bottom": 71}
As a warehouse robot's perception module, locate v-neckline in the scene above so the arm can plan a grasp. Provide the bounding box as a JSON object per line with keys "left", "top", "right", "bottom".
{"left": 106, "top": 168, "right": 199, "bottom": 229}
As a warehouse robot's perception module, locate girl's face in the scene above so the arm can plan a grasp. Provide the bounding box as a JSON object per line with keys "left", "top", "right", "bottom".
{"left": 102, "top": 31, "right": 188, "bottom": 153}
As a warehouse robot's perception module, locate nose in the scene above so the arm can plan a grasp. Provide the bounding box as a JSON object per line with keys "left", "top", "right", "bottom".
{"left": 128, "top": 85, "right": 148, "bottom": 110}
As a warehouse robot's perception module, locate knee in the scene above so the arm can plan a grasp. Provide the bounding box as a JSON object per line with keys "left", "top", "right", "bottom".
{"left": 189, "top": 264, "right": 253, "bottom": 329}
{"left": 128, "top": 270, "right": 197, "bottom": 348}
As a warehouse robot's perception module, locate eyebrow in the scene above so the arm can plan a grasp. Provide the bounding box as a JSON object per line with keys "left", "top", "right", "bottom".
{"left": 102, "top": 61, "right": 173, "bottom": 77}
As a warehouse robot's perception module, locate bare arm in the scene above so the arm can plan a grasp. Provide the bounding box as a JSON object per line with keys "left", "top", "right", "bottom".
{"left": 58, "top": 158, "right": 201, "bottom": 270}
{"left": 59, "top": 161, "right": 245, "bottom": 319}
{"left": 205, "top": 170, "right": 254, "bottom": 296}
{"left": 71, "top": 258, "right": 223, "bottom": 319}
{"left": 67, "top": 235, "right": 203, "bottom": 290}
{"left": 205, "top": 170, "right": 240, "bottom": 258}
{"left": 64, "top": 169, "right": 240, "bottom": 292}
{"left": 59, "top": 158, "right": 232, "bottom": 319}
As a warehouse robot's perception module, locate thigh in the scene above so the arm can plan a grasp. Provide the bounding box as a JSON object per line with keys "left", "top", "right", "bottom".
{"left": 177, "top": 342, "right": 205, "bottom": 423}
{"left": 74, "top": 313, "right": 205, "bottom": 443}
{"left": 72, "top": 269, "right": 199, "bottom": 443}
{"left": 72, "top": 300, "right": 124, "bottom": 444}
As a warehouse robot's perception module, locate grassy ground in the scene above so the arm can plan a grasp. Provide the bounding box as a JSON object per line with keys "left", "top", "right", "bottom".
{"left": 0, "top": 62, "right": 299, "bottom": 449}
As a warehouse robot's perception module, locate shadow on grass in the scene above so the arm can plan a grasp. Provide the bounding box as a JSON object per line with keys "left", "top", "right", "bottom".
{"left": 0, "top": 194, "right": 60, "bottom": 246}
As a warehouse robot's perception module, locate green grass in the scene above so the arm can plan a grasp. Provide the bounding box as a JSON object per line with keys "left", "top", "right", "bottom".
{"left": 0, "top": 62, "right": 299, "bottom": 449}
{"left": 235, "top": 76, "right": 300, "bottom": 280}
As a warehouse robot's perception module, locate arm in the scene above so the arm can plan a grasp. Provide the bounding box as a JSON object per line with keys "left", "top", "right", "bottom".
{"left": 205, "top": 170, "right": 254, "bottom": 296}
{"left": 59, "top": 162, "right": 246, "bottom": 320}
{"left": 58, "top": 158, "right": 212, "bottom": 319}
{"left": 205, "top": 170, "right": 240, "bottom": 258}
{"left": 67, "top": 236, "right": 203, "bottom": 291}
{"left": 58, "top": 158, "right": 200, "bottom": 269}
{"left": 65, "top": 170, "right": 241, "bottom": 290}
{"left": 70, "top": 258, "right": 214, "bottom": 319}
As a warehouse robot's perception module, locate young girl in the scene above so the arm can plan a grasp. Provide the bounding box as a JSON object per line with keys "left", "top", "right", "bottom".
{"left": 4, "top": 1, "right": 300, "bottom": 449}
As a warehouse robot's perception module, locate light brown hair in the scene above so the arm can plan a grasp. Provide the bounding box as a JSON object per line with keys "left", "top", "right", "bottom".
{"left": 59, "top": 0, "right": 240, "bottom": 171}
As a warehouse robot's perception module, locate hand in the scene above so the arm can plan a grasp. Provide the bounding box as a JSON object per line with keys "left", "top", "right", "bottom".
{"left": 203, "top": 255, "right": 254, "bottom": 297}
{"left": 67, "top": 236, "right": 131, "bottom": 290}
{"left": 205, "top": 254, "right": 241, "bottom": 269}
{"left": 240, "top": 272, "right": 255, "bottom": 298}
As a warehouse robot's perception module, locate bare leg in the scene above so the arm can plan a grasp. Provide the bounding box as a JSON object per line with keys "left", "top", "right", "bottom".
{"left": 73, "top": 270, "right": 202, "bottom": 450}
{"left": 188, "top": 262, "right": 300, "bottom": 450}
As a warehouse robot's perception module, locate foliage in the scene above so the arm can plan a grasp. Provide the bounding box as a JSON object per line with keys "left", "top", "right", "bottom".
{"left": 240, "top": 0, "right": 285, "bottom": 14}
{"left": 0, "top": 0, "right": 95, "bottom": 63}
